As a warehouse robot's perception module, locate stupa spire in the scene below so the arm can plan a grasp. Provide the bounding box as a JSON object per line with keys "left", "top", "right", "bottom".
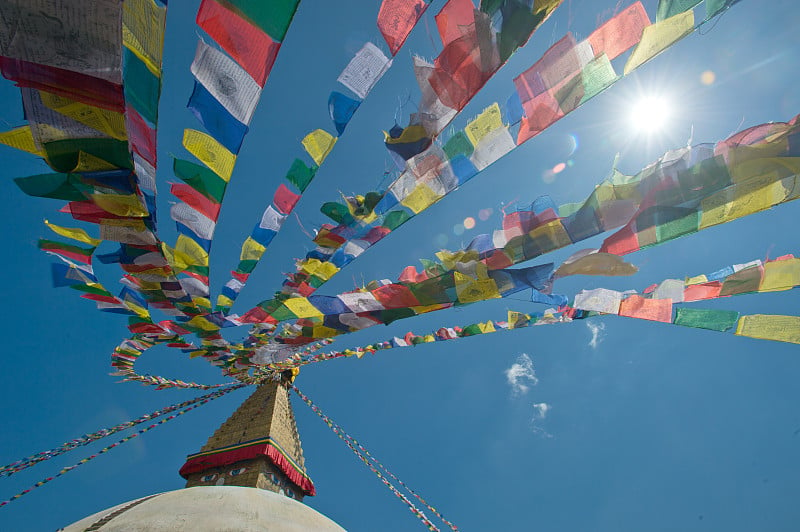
{"left": 179, "top": 376, "right": 314, "bottom": 500}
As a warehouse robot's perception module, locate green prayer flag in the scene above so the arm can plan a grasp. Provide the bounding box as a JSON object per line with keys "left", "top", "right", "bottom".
{"left": 673, "top": 307, "right": 739, "bottom": 331}
{"left": 657, "top": 0, "right": 702, "bottom": 21}
{"left": 173, "top": 159, "right": 227, "bottom": 203}
{"left": 285, "top": 158, "right": 317, "bottom": 192}
{"left": 496, "top": 2, "right": 545, "bottom": 63}
{"left": 15, "top": 172, "right": 87, "bottom": 201}
{"left": 236, "top": 259, "right": 259, "bottom": 274}
{"left": 124, "top": 48, "right": 161, "bottom": 125}
{"left": 705, "top": 0, "right": 735, "bottom": 19}
{"left": 461, "top": 324, "right": 483, "bottom": 336}
{"left": 38, "top": 239, "right": 95, "bottom": 258}
{"left": 219, "top": 0, "right": 300, "bottom": 41}
{"left": 443, "top": 131, "right": 474, "bottom": 160}
{"left": 44, "top": 138, "right": 132, "bottom": 173}
{"left": 654, "top": 209, "right": 699, "bottom": 244}
{"left": 383, "top": 210, "right": 411, "bottom": 231}
{"left": 70, "top": 284, "right": 114, "bottom": 297}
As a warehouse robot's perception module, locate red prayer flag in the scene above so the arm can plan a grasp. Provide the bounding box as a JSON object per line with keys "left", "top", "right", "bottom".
{"left": 373, "top": 284, "right": 421, "bottom": 309}
{"left": 196, "top": 0, "right": 281, "bottom": 87}
{"left": 126, "top": 106, "right": 157, "bottom": 166}
{"left": 377, "top": 0, "right": 429, "bottom": 56}
{"left": 0, "top": 57, "right": 125, "bottom": 112}
{"left": 435, "top": 0, "right": 476, "bottom": 46}
{"left": 600, "top": 224, "right": 640, "bottom": 256}
{"left": 618, "top": 295, "right": 673, "bottom": 322}
{"left": 273, "top": 183, "right": 300, "bottom": 214}
{"left": 683, "top": 281, "right": 723, "bottom": 302}
{"left": 170, "top": 183, "right": 221, "bottom": 220}
{"left": 587, "top": 2, "right": 650, "bottom": 61}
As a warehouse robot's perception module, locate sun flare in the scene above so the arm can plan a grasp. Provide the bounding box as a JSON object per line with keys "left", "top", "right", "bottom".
{"left": 630, "top": 96, "right": 671, "bottom": 133}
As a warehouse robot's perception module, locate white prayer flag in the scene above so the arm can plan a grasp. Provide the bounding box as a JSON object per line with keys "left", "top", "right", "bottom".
{"left": 191, "top": 40, "right": 262, "bottom": 125}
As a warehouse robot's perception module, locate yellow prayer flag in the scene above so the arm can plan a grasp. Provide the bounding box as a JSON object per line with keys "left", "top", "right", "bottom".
{"left": 170, "top": 234, "right": 209, "bottom": 271}
{"left": 45, "top": 220, "right": 102, "bottom": 246}
{"left": 183, "top": 129, "right": 236, "bottom": 181}
{"left": 454, "top": 272, "right": 501, "bottom": 303}
{"left": 735, "top": 314, "right": 800, "bottom": 344}
{"left": 192, "top": 296, "right": 212, "bottom": 311}
{"left": 301, "top": 129, "right": 337, "bottom": 165}
{"left": 39, "top": 91, "right": 127, "bottom": 140}
{"left": 91, "top": 193, "right": 149, "bottom": 217}
{"left": 411, "top": 304, "right": 450, "bottom": 314}
{"left": 699, "top": 175, "right": 789, "bottom": 230}
{"left": 527, "top": 219, "right": 573, "bottom": 252}
{"left": 216, "top": 294, "right": 235, "bottom": 308}
{"left": 299, "top": 258, "right": 340, "bottom": 280}
{"left": 186, "top": 315, "right": 221, "bottom": 332}
{"left": 729, "top": 156, "right": 800, "bottom": 184}
{"left": 283, "top": 297, "right": 324, "bottom": 319}
{"left": 465, "top": 103, "right": 503, "bottom": 146}
{"left": 315, "top": 261, "right": 340, "bottom": 281}
{"left": 311, "top": 325, "right": 341, "bottom": 339}
{"left": 759, "top": 258, "right": 800, "bottom": 292}
{"left": 436, "top": 250, "right": 481, "bottom": 270}
{"left": 685, "top": 274, "right": 708, "bottom": 285}
{"left": 123, "top": 301, "right": 150, "bottom": 319}
{"left": 123, "top": 0, "right": 166, "bottom": 76}
{"left": 73, "top": 152, "right": 120, "bottom": 172}
{"left": 478, "top": 321, "right": 496, "bottom": 333}
{"left": 624, "top": 11, "right": 694, "bottom": 75}
{"left": 401, "top": 183, "right": 441, "bottom": 214}
{"left": 240, "top": 237, "right": 266, "bottom": 261}
{"left": 0, "top": 126, "right": 45, "bottom": 156}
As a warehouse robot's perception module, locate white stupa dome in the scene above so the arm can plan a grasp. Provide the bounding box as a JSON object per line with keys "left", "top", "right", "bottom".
{"left": 61, "top": 486, "right": 346, "bottom": 531}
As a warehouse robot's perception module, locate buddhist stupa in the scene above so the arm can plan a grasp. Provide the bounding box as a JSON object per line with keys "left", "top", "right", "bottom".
{"left": 61, "top": 378, "right": 345, "bottom": 531}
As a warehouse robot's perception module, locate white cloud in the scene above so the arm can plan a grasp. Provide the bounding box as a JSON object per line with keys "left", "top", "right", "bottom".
{"left": 586, "top": 321, "right": 605, "bottom": 349}
{"left": 532, "top": 402, "right": 551, "bottom": 419}
{"left": 504, "top": 353, "right": 538, "bottom": 395}
{"left": 531, "top": 403, "right": 553, "bottom": 438}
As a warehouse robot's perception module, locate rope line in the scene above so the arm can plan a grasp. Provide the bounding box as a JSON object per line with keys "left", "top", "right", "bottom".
{"left": 0, "top": 383, "right": 245, "bottom": 509}
{"left": 292, "top": 385, "right": 458, "bottom": 531}
{"left": 0, "top": 384, "right": 247, "bottom": 478}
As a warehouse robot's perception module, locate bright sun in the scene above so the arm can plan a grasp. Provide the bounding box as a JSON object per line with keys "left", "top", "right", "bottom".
{"left": 630, "top": 96, "right": 671, "bottom": 133}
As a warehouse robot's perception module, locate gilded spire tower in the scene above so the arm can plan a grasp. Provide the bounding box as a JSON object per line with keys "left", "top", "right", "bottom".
{"left": 179, "top": 377, "right": 315, "bottom": 500}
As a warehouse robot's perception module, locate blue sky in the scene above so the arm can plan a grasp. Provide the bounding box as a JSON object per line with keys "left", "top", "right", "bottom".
{"left": 1, "top": 1, "right": 799, "bottom": 530}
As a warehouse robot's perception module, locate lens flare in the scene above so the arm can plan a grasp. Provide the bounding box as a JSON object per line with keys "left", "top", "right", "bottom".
{"left": 630, "top": 96, "right": 671, "bottom": 133}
